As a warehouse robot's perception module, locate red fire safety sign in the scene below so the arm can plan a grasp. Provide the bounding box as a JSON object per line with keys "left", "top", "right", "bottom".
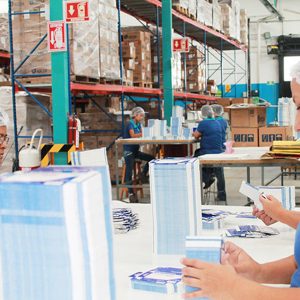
{"left": 47, "top": 21, "right": 67, "bottom": 52}
{"left": 65, "top": 0, "right": 90, "bottom": 23}
{"left": 173, "top": 38, "right": 190, "bottom": 52}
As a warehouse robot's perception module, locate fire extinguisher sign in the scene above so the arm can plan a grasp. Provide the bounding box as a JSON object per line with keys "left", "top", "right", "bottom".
{"left": 47, "top": 21, "right": 67, "bottom": 52}
{"left": 64, "top": 0, "right": 90, "bottom": 23}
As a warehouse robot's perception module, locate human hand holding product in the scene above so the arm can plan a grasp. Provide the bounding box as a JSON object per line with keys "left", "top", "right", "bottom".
{"left": 221, "top": 241, "right": 262, "bottom": 281}
{"left": 181, "top": 258, "right": 238, "bottom": 299}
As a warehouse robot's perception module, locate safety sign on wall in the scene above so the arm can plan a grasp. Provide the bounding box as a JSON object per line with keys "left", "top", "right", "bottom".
{"left": 173, "top": 38, "right": 190, "bottom": 53}
{"left": 47, "top": 21, "right": 67, "bottom": 52}
{"left": 64, "top": 0, "right": 89, "bottom": 23}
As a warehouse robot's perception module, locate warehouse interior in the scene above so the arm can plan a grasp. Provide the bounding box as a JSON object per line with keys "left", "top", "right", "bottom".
{"left": 0, "top": 0, "right": 300, "bottom": 299}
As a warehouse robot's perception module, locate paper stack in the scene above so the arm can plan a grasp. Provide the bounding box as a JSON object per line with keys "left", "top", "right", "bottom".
{"left": 150, "top": 158, "right": 202, "bottom": 255}
{"left": 269, "top": 141, "right": 300, "bottom": 158}
{"left": 113, "top": 208, "right": 139, "bottom": 233}
{"left": 0, "top": 167, "right": 116, "bottom": 300}
{"left": 185, "top": 236, "right": 223, "bottom": 300}
{"left": 239, "top": 181, "right": 295, "bottom": 211}
{"left": 130, "top": 267, "right": 182, "bottom": 294}
{"left": 202, "top": 209, "right": 227, "bottom": 230}
{"left": 226, "top": 225, "right": 280, "bottom": 238}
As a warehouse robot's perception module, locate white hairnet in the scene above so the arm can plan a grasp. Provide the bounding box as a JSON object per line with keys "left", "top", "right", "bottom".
{"left": 201, "top": 105, "right": 213, "bottom": 119}
{"left": 132, "top": 106, "right": 145, "bottom": 117}
{"left": 211, "top": 104, "right": 224, "bottom": 116}
{"left": 290, "top": 61, "right": 300, "bottom": 84}
{"left": 0, "top": 109, "right": 9, "bottom": 127}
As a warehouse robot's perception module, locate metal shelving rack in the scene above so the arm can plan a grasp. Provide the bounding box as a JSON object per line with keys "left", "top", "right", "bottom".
{"left": 7, "top": 0, "right": 248, "bottom": 163}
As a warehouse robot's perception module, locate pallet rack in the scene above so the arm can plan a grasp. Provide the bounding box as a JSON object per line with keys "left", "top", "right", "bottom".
{"left": 6, "top": 0, "right": 248, "bottom": 162}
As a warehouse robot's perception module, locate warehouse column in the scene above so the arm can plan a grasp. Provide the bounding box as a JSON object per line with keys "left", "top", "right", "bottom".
{"left": 50, "top": 0, "right": 70, "bottom": 164}
{"left": 162, "top": 0, "right": 174, "bottom": 125}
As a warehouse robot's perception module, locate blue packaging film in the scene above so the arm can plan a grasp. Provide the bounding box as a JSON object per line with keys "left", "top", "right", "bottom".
{"left": 150, "top": 158, "right": 202, "bottom": 255}
{"left": 185, "top": 236, "right": 223, "bottom": 300}
{"left": 0, "top": 167, "right": 116, "bottom": 300}
{"left": 130, "top": 267, "right": 182, "bottom": 294}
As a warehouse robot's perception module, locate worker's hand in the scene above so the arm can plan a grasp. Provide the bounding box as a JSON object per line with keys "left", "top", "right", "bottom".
{"left": 252, "top": 207, "right": 278, "bottom": 226}
{"left": 221, "top": 241, "right": 261, "bottom": 281}
{"left": 181, "top": 258, "right": 238, "bottom": 299}
{"left": 259, "top": 194, "right": 285, "bottom": 221}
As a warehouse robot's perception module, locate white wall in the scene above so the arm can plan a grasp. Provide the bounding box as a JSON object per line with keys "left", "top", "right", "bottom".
{"left": 240, "top": 0, "right": 300, "bottom": 84}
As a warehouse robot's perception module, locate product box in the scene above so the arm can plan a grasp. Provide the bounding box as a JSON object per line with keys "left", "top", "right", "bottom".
{"left": 259, "top": 126, "right": 293, "bottom": 147}
{"left": 231, "top": 127, "right": 258, "bottom": 147}
{"left": 229, "top": 106, "right": 266, "bottom": 128}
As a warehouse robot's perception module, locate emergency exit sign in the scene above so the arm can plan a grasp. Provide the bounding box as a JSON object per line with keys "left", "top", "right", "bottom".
{"left": 65, "top": 0, "right": 89, "bottom": 23}
{"left": 173, "top": 38, "right": 190, "bottom": 52}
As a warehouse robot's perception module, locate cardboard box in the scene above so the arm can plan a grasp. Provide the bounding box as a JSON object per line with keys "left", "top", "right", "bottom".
{"left": 230, "top": 98, "right": 249, "bottom": 105}
{"left": 230, "top": 106, "right": 266, "bottom": 128}
{"left": 231, "top": 128, "right": 258, "bottom": 147}
{"left": 259, "top": 126, "right": 294, "bottom": 147}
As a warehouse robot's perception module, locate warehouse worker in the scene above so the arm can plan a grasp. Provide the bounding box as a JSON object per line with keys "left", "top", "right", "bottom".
{"left": 0, "top": 109, "right": 9, "bottom": 167}
{"left": 193, "top": 105, "right": 226, "bottom": 202}
{"left": 124, "top": 107, "right": 154, "bottom": 203}
{"left": 253, "top": 61, "right": 300, "bottom": 228}
{"left": 211, "top": 104, "right": 227, "bottom": 150}
{"left": 181, "top": 234, "right": 300, "bottom": 299}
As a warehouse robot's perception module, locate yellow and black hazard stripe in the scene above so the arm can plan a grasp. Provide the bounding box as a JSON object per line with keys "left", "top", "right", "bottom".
{"left": 41, "top": 144, "right": 76, "bottom": 167}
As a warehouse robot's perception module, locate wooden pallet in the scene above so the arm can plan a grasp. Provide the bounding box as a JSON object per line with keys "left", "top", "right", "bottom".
{"left": 100, "top": 77, "right": 122, "bottom": 85}
{"left": 123, "top": 80, "right": 133, "bottom": 87}
{"left": 133, "top": 81, "right": 153, "bottom": 88}
{"left": 71, "top": 75, "right": 99, "bottom": 84}
{"left": 19, "top": 76, "right": 52, "bottom": 85}
{"left": 172, "top": 4, "right": 189, "bottom": 16}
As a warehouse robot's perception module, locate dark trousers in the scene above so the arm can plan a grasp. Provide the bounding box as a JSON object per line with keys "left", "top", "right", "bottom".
{"left": 194, "top": 149, "right": 226, "bottom": 201}
{"left": 124, "top": 151, "right": 154, "bottom": 194}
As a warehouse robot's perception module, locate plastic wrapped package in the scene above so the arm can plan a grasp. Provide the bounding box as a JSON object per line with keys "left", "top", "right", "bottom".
{"left": 69, "top": 0, "right": 100, "bottom": 79}
{"left": 240, "top": 9, "right": 248, "bottom": 45}
{"left": 99, "top": 1, "right": 120, "bottom": 80}
{"left": 188, "top": 0, "right": 197, "bottom": 18}
{"left": 12, "top": 12, "right": 51, "bottom": 77}
{"left": 220, "top": 3, "right": 235, "bottom": 37}
{"left": 0, "top": 14, "right": 9, "bottom": 52}
{"left": 212, "top": 0, "right": 222, "bottom": 32}
{"left": 173, "top": 52, "right": 182, "bottom": 90}
{"left": 172, "top": 0, "right": 189, "bottom": 10}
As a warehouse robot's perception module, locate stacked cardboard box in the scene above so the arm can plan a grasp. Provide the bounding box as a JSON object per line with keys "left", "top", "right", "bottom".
{"left": 219, "top": 0, "right": 240, "bottom": 40}
{"left": 259, "top": 126, "right": 293, "bottom": 147}
{"left": 212, "top": 0, "right": 222, "bottom": 31}
{"left": 122, "top": 27, "right": 152, "bottom": 85}
{"left": 220, "top": 3, "right": 235, "bottom": 37}
{"left": 184, "top": 45, "right": 205, "bottom": 93}
{"left": 197, "top": 0, "right": 213, "bottom": 27}
{"left": 229, "top": 105, "right": 267, "bottom": 147}
{"left": 151, "top": 30, "right": 182, "bottom": 90}
{"left": 12, "top": 0, "right": 120, "bottom": 83}
{"left": 122, "top": 41, "right": 135, "bottom": 84}
{"left": 0, "top": 13, "right": 9, "bottom": 52}
{"left": 99, "top": 0, "right": 120, "bottom": 80}
{"left": 240, "top": 9, "right": 248, "bottom": 45}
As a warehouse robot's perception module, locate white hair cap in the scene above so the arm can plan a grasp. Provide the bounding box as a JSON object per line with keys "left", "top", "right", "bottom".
{"left": 0, "top": 109, "right": 9, "bottom": 127}
{"left": 211, "top": 104, "right": 224, "bottom": 116}
{"left": 201, "top": 105, "right": 214, "bottom": 119}
{"left": 290, "top": 61, "right": 300, "bottom": 84}
{"left": 132, "top": 106, "right": 145, "bottom": 117}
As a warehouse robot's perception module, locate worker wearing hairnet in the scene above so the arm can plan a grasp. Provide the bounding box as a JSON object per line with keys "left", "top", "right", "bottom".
{"left": 0, "top": 109, "right": 9, "bottom": 166}
{"left": 123, "top": 107, "right": 154, "bottom": 203}
{"left": 193, "top": 105, "right": 226, "bottom": 202}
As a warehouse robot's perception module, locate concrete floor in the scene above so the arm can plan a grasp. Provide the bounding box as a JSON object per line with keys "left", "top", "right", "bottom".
{"left": 112, "top": 166, "right": 300, "bottom": 206}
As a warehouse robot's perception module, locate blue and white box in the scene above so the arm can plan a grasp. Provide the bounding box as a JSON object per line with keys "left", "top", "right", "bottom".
{"left": 130, "top": 267, "right": 182, "bottom": 294}
{"left": 185, "top": 236, "right": 223, "bottom": 300}
{"left": 0, "top": 168, "right": 116, "bottom": 300}
{"left": 150, "top": 158, "right": 202, "bottom": 255}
